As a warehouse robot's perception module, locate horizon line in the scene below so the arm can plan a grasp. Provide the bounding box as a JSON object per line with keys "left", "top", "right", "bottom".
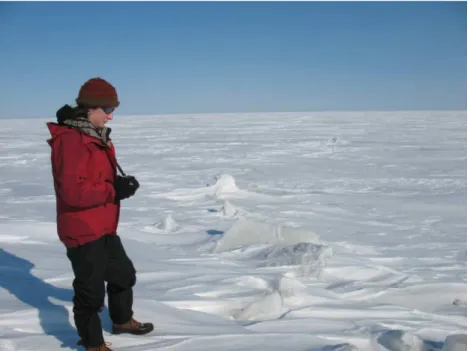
{"left": 1, "top": 108, "right": 467, "bottom": 120}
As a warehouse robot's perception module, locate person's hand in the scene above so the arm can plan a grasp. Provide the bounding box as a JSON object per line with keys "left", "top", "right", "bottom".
{"left": 126, "top": 175, "right": 140, "bottom": 191}
{"left": 114, "top": 175, "right": 140, "bottom": 201}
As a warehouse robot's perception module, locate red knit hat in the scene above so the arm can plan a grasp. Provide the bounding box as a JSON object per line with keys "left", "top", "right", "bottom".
{"left": 75, "top": 77, "right": 120, "bottom": 108}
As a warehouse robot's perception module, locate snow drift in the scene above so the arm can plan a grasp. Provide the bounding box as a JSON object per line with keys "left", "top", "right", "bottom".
{"left": 213, "top": 174, "right": 239, "bottom": 198}
{"left": 154, "top": 213, "right": 180, "bottom": 233}
{"left": 213, "top": 218, "right": 321, "bottom": 253}
{"left": 376, "top": 330, "right": 467, "bottom": 351}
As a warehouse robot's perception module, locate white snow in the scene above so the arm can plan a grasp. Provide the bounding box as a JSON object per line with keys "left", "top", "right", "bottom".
{"left": 0, "top": 111, "right": 466, "bottom": 351}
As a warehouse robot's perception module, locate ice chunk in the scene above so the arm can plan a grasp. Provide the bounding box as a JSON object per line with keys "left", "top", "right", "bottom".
{"left": 442, "top": 334, "right": 467, "bottom": 351}
{"left": 214, "top": 218, "right": 320, "bottom": 253}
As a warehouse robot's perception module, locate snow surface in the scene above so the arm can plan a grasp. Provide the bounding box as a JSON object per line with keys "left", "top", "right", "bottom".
{"left": 0, "top": 111, "right": 466, "bottom": 351}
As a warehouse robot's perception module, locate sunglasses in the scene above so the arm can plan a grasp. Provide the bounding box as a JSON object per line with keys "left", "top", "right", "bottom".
{"left": 101, "top": 106, "right": 115, "bottom": 114}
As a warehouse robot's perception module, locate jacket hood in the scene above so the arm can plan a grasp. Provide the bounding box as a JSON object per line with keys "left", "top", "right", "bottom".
{"left": 56, "top": 104, "right": 77, "bottom": 124}
{"left": 46, "top": 122, "right": 75, "bottom": 146}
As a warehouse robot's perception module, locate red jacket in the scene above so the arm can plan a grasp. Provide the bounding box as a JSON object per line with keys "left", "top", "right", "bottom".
{"left": 46, "top": 123, "right": 120, "bottom": 248}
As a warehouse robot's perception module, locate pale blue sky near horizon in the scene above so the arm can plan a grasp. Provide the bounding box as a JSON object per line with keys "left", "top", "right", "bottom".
{"left": 0, "top": 1, "right": 466, "bottom": 119}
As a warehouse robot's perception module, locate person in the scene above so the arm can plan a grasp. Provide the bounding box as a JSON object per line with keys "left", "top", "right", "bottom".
{"left": 46, "top": 77, "right": 153, "bottom": 351}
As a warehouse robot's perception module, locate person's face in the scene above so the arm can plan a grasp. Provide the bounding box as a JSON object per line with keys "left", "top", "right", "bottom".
{"left": 88, "top": 107, "right": 115, "bottom": 128}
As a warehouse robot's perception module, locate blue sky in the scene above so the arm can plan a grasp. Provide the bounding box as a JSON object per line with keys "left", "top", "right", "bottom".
{"left": 0, "top": 1, "right": 466, "bottom": 118}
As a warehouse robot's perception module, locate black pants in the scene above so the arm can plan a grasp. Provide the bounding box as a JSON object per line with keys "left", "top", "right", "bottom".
{"left": 66, "top": 234, "right": 136, "bottom": 347}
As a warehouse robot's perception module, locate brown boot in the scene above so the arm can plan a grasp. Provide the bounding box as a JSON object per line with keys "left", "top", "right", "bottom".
{"left": 77, "top": 340, "right": 112, "bottom": 351}
{"left": 112, "top": 318, "right": 154, "bottom": 335}
{"left": 86, "top": 344, "right": 112, "bottom": 351}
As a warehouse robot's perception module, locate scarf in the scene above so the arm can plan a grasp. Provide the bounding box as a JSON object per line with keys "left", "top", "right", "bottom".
{"left": 62, "top": 117, "right": 111, "bottom": 147}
